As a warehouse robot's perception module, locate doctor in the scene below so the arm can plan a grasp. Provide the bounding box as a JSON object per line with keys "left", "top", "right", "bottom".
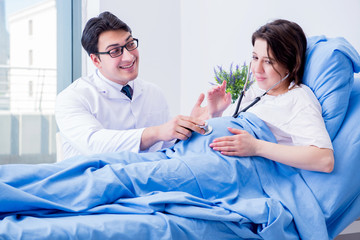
{"left": 55, "top": 11, "right": 205, "bottom": 160}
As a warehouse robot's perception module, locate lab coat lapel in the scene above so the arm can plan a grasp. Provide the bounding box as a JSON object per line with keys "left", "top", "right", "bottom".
{"left": 92, "top": 72, "right": 133, "bottom": 99}
{"left": 131, "top": 78, "right": 144, "bottom": 101}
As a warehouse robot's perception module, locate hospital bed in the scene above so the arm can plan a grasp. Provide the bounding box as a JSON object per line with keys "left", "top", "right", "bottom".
{"left": 0, "top": 36, "right": 360, "bottom": 240}
{"left": 337, "top": 218, "right": 360, "bottom": 239}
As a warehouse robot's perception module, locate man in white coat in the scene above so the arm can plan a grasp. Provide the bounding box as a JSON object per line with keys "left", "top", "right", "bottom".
{"left": 55, "top": 11, "right": 205, "bottom": 160}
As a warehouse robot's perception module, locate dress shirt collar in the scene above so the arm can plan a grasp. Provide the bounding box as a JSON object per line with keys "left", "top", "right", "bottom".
{"left": 96, "top": 70, "right": 134, "bottom": 90}
{"left": 94, "top": 69, "right": 140, "bottom": 99}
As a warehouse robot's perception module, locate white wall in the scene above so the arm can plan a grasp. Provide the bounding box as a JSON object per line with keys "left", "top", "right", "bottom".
{"left": 84, "top": 0, "right": 360, "bottom": 116}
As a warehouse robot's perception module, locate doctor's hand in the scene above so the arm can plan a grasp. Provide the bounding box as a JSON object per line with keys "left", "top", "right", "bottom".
{"left": 141, "top": 115, "right": 205, "bottom": 151}
{"left": 209, "top": 127, "right": 258, "bottom": 156}
{"left": 207, "top": 80, "right": 231, "bottom": 118}
{"left": 159, "top": 115, "right": 206, "bottom": 141}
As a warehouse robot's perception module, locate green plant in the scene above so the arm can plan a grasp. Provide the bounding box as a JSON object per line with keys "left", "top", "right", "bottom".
{"left": 213, "top": 63, "right": 253, "bottom": 103}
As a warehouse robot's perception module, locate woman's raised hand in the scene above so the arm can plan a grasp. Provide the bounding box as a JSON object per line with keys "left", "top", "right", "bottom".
{"left": 208, "top": 81, "right": 232, "bottom": 118}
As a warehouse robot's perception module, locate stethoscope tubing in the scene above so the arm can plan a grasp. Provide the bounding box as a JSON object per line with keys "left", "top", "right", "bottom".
{"left": 232, "top": 62, "right": 252, "bottom": 118}
{"left": 233, "top": 72, "right": 289, "bottom": 118}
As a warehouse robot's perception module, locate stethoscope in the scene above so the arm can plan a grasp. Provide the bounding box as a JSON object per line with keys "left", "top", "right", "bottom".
{"left": 232, "top": 63, "right": 289, "bottom": 118}
{"left": 182, "top": 65, "right": 289, "bottom": 138}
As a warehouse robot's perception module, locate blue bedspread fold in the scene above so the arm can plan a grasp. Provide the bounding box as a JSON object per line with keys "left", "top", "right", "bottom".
{"left": 0, "top": 113, "right": 332, "bottom": 239}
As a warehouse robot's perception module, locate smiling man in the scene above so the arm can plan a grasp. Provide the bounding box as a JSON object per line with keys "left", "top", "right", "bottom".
{"left": 55, "top": 11, "right": 205, "bottom": 160}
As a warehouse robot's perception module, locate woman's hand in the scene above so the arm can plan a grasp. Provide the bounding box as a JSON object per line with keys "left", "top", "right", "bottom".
{"left": 210, "top": 127, "right": 334, "bottom": 173}
{"left": 209, "top": 127, "right": 258, "bottom": 156}
{"left": 208, "top": 81, "right": 232, "bottom": 118}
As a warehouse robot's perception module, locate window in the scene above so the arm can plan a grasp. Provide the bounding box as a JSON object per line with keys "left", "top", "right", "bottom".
{"left": 28, "top": 49, "right": 33, "bottom": 65}
{"left": 0, "top": 0, "right": 81, "bottom": 164}
{"left": 28, "top": 19, "right": 33, "bottom": 35}
{"left": 28, "top": 80, "right": 33, "bottom": 97}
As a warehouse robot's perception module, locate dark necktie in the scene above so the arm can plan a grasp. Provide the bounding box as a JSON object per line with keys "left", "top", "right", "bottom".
{"left": 121, "top": 85, "right": 133, "bottom": 100}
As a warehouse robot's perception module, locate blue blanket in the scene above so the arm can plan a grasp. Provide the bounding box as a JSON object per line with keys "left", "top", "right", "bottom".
{"left": 0, "top": 113, "right": 331, "bottom": 239}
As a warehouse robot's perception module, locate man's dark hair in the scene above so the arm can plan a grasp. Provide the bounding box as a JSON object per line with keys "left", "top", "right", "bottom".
{"left": 81, "top": 11, "right": 132, "bottom": 56}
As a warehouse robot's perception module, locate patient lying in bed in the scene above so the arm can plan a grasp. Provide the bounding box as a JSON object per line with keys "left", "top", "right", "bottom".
{"left": 0, "top": 112, "right": 327, "bottom": 239}
{"left": 191, "top": 19, "right": 333, "bottom": 173}
{"left": 1, "top": 19, "right": 360, "bottom": 240}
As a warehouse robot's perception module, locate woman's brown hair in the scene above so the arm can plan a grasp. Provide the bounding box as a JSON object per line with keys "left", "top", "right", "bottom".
{"left": 252, "top": 19, "right": 307, "bottom": 86}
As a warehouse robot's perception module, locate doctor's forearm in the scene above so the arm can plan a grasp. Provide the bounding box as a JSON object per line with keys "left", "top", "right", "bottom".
{"left": 140, "top": 126, "right": 162, "bottom": 151}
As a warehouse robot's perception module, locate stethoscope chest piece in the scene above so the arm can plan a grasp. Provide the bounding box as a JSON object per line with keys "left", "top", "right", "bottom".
{"left": 200, "top": 122, "right": 213, "bottom": 135}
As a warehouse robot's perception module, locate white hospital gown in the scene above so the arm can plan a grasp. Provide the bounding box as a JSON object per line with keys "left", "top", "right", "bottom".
{"left": 238, "top": 83, "right": 333, "bottom": 149}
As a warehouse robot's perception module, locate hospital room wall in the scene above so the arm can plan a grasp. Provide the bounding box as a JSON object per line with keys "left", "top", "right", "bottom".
{"left": 83, "top": 0, "right": 360, "bottom": 117}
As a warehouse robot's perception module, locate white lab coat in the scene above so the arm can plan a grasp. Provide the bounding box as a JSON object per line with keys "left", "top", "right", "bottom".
{"left": 55, "top": 70, "right": 171, "bottom": 160}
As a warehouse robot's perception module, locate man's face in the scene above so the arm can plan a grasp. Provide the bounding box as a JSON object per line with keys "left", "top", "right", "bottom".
{"left": 91, "top": 30, "right": 139, "bottom": 85}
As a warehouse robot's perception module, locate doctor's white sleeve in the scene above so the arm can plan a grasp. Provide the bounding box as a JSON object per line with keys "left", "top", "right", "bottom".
{"left": 55, "top": 93, "right": 144, "bottom": 157}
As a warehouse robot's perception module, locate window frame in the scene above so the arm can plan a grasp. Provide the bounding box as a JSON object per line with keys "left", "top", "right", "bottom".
{"left": 56, "top": 0, "right": 82, "bottom": 93}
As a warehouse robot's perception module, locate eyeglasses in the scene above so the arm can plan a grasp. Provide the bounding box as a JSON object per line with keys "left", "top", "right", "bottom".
{"left": 95, "top": 38, "right": 138, "bottom": 58}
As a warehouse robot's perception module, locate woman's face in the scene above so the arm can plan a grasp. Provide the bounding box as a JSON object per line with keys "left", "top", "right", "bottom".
{"left": 251, "top": 38, "right": 289, "bottom": 95}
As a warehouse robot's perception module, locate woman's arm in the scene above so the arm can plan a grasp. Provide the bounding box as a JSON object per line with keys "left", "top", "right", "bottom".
{"left": 255, "top": 140, "right": 334, "bottom": 173}
{"left": 209, "top": 127, "right": 334, "bottom": 173}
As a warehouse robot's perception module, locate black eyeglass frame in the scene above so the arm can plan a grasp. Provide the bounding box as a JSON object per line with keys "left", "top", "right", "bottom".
{"left": 94, "top": 38, "right": 139, "bottom": 58}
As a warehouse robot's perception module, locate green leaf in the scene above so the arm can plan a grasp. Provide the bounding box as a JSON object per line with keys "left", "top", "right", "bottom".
{"left": 213, "top": 63, "right": 253, "bottom": 103}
